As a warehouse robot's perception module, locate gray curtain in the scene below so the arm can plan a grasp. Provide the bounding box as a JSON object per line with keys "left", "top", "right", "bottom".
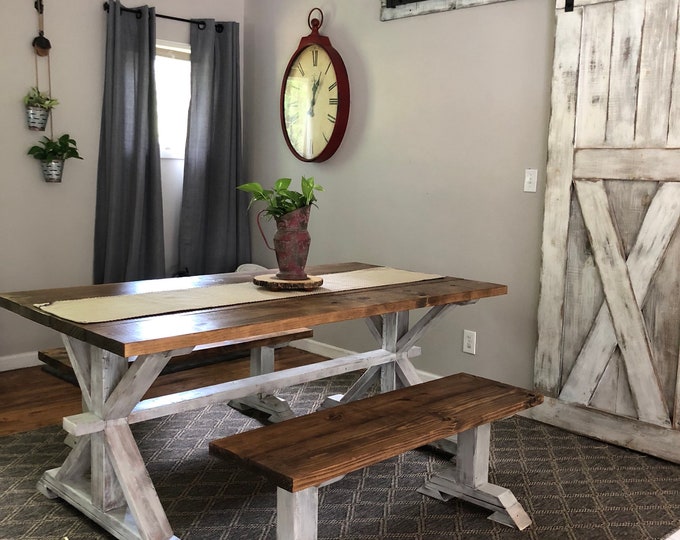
{"left": 178, "top": 21, "right": 251, "bottom": 276}
{"left": 94, "top": 1, "right": 165, "bottom": 284}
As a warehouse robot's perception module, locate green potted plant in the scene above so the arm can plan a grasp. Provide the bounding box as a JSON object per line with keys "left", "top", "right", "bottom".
{"left": 238, "top": 176, "right": 323, "bottom": 280}
{"left": 27, "top": 134, "right": 83, "bottom": 183}
{"left": 23, "top": 87, "right": 59, "bottom": 131}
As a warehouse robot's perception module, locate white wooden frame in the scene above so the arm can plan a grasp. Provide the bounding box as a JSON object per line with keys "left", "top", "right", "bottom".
{"left": 380, "top": 0, "right": 514, "bottom": 21}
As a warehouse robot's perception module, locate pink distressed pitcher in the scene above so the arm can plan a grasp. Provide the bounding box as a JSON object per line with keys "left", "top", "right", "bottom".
{"left": 257, "top": 206, "right": 311, "bottom": 281}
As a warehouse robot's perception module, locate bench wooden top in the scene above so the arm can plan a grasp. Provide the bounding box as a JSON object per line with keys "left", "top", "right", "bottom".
{"left": 0, "top": 263, "right": 506, "bottom": 358}
{"left": 209, "top": 373, "right": 543, "bottom": 492}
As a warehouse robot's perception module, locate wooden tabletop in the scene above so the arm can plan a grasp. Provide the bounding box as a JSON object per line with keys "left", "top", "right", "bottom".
{"left": 0, "top": 262, "right": 507, "bottom": 358}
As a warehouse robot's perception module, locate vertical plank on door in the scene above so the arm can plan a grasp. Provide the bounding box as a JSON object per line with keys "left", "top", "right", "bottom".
{"left": 576, "top": 3, "right": 613, "bottom": 146}
{"left": 606, "top": 1, "right": 645, "bottom": 145}
{"left": 668, "top": 2, "right": 680, "bottom": 145}
{"left": 535, "top": 8, "right": 583, "bottom": 396}
{"left": 636, "top": 0, "right": 679, "bottom": 145}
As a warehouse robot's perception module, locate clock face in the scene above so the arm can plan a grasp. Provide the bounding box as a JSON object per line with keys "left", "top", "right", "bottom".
{"left": 282, "top": 45, "right": 340, "bottom": 161}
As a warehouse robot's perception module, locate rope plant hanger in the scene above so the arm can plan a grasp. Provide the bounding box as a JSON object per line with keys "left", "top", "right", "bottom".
{"left": 25, "top": 0, "right": 82, "bottom": 182}
{"left": 31, "top": 0, "right": 53, "bottom": 138}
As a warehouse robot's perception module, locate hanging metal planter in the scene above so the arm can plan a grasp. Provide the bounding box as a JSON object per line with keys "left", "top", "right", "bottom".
{"left": 23, "top": 87, "right": 58, "bottom": 130}
{"left": 28, "top": 134, "right": 82, "bottom": 183}
{"left": 26, "top": 106, "right": 50, "bottom": 131}
{"left": 40, "top": 159, "right": 64, "bottom": 182}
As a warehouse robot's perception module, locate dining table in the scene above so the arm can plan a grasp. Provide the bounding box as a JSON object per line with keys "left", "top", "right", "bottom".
{"left": 0, "top": 261, "right": 507, "bottom": 540}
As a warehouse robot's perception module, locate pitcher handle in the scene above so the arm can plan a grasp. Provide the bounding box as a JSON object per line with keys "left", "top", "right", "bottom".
{"left": 256, "top": 209, "right": 275, "bottom": 251}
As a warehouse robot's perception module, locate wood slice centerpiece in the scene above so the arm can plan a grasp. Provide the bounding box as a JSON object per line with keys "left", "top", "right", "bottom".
{"left": 253, "top": 274, "right": 323, "bottom": 291}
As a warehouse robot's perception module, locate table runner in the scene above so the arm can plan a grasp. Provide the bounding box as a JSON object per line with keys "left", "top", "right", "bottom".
{"left": 35, "top": 267, "right": 442, "bottom": 324}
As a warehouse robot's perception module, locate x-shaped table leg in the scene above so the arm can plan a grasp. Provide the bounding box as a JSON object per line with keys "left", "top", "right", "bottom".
{"left": 38, "top": 335, "right": 189, "bottom": 540}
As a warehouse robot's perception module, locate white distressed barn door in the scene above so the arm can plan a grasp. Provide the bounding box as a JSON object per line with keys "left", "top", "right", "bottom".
{"left": 529, "top": 0, "right": 680, "bottom": 463}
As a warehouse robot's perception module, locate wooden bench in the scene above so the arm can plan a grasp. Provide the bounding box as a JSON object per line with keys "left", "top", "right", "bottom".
{"left": 39, "top": 328, "right": 313, "bottom": 422}
{"left": 209, "top": 372, "right": 544, "bottom": 539}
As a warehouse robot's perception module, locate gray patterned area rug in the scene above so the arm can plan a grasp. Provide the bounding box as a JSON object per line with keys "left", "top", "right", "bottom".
{"left": 2, "top": 372, "right": 680, "bottom": 540}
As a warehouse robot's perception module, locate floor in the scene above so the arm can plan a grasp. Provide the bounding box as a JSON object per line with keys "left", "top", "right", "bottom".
{"left": 3, "top": 349, "right": 680, "bottom": 539}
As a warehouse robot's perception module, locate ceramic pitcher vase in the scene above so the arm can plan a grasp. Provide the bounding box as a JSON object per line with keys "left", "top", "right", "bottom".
{"left": 258, "top": 206, "right": 311, "bottom": 281}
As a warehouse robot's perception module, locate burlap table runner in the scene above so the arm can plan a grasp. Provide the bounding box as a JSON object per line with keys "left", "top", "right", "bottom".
{"left": 35, "top": 267, "right": 441, "bottom": 324}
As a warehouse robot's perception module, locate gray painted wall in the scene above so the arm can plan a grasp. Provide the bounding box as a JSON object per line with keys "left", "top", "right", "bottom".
{"left": 243, "top": 0, "right": 554, "bottom": 388}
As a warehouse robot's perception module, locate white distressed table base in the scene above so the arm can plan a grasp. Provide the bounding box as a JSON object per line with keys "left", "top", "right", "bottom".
{"left": 41, "top": 334, "right": 412, "bottom": 540}
{"left": 229, "top": 394, "right": 295, "bottom": 422}
{"left": 38, "top": 469, "right": 179, "bottom": 540}
{"left": 228, "top": 344, "right": 296, "bottom": 422}
{"left": 39, "top": 306, "right": 470, "bottom": 540}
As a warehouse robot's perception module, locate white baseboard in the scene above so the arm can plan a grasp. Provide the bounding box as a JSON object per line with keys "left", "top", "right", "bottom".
{"left": 292, "top": 338, "right": 440, "bottom": 382}
{"left": 0, "top": 351, "right": 41, "bottom": 372}
{"left": 664, "top": 529, "right": 680, "bottom": 540}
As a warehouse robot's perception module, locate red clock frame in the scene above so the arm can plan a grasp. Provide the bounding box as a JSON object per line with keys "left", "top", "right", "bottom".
{"left": 280, "top": 9, "right": 350, "bottom": 163}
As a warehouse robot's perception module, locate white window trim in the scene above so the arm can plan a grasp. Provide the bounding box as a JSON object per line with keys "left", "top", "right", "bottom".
{"left": 380, "top": 0, "right": 514, "bottom": 21}
{"left": 156, "top": 39, "right": 191, "bottom": 61}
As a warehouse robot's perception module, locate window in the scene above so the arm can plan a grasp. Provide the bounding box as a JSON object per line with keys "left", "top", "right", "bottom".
{"left": 155, "top": 40, "right": 191, "bottom": 159}
{"left": 380, "top": 0, "right": 514, "bottom": 21}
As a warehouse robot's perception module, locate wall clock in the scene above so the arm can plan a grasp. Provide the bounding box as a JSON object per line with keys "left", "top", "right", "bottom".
{"left": 280, "top": 8, "right": 350, "bottom": 162}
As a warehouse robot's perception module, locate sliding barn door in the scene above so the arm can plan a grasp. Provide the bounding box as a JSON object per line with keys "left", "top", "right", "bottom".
{"left": 529, "top": 0, "right": 680, "bottom": 463}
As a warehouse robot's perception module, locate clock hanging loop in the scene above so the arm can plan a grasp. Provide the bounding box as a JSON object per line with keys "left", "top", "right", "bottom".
{"left": 307, "top": 7, "right": 324, "bottom": 32}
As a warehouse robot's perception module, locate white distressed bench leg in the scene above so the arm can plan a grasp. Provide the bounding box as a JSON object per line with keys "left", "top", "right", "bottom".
{"left": 418, "top": 424, "right": 532, "bottom": 530}
{"left": 277, "top": 486, "right": 318, "bottom": 540}
{"left": 229, "top": 345, "right": 296, "bottom": 422}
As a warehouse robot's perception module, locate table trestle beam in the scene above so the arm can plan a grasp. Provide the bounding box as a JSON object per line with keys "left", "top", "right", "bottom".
{"left": 62, "top": 349, "right": 399, "bottom": 435}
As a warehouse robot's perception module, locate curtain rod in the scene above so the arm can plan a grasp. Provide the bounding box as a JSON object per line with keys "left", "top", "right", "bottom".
{"left": 102, "top": 2, "right": 223, "bottom": 32}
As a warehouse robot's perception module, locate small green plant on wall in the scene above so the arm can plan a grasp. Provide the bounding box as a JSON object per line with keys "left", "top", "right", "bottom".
{"left": 23, "top": 87, "right": 58, "bottom": 131}
{"left": 28, "top": 134, "right": 82, "bottom": 183}
{"left": 23, "top": 86, "right": 59, "bottom": 109}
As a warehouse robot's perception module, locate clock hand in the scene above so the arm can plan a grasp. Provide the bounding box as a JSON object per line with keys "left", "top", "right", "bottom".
{"left": 308, "top": 73, "right": 323, "bottom": 116}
